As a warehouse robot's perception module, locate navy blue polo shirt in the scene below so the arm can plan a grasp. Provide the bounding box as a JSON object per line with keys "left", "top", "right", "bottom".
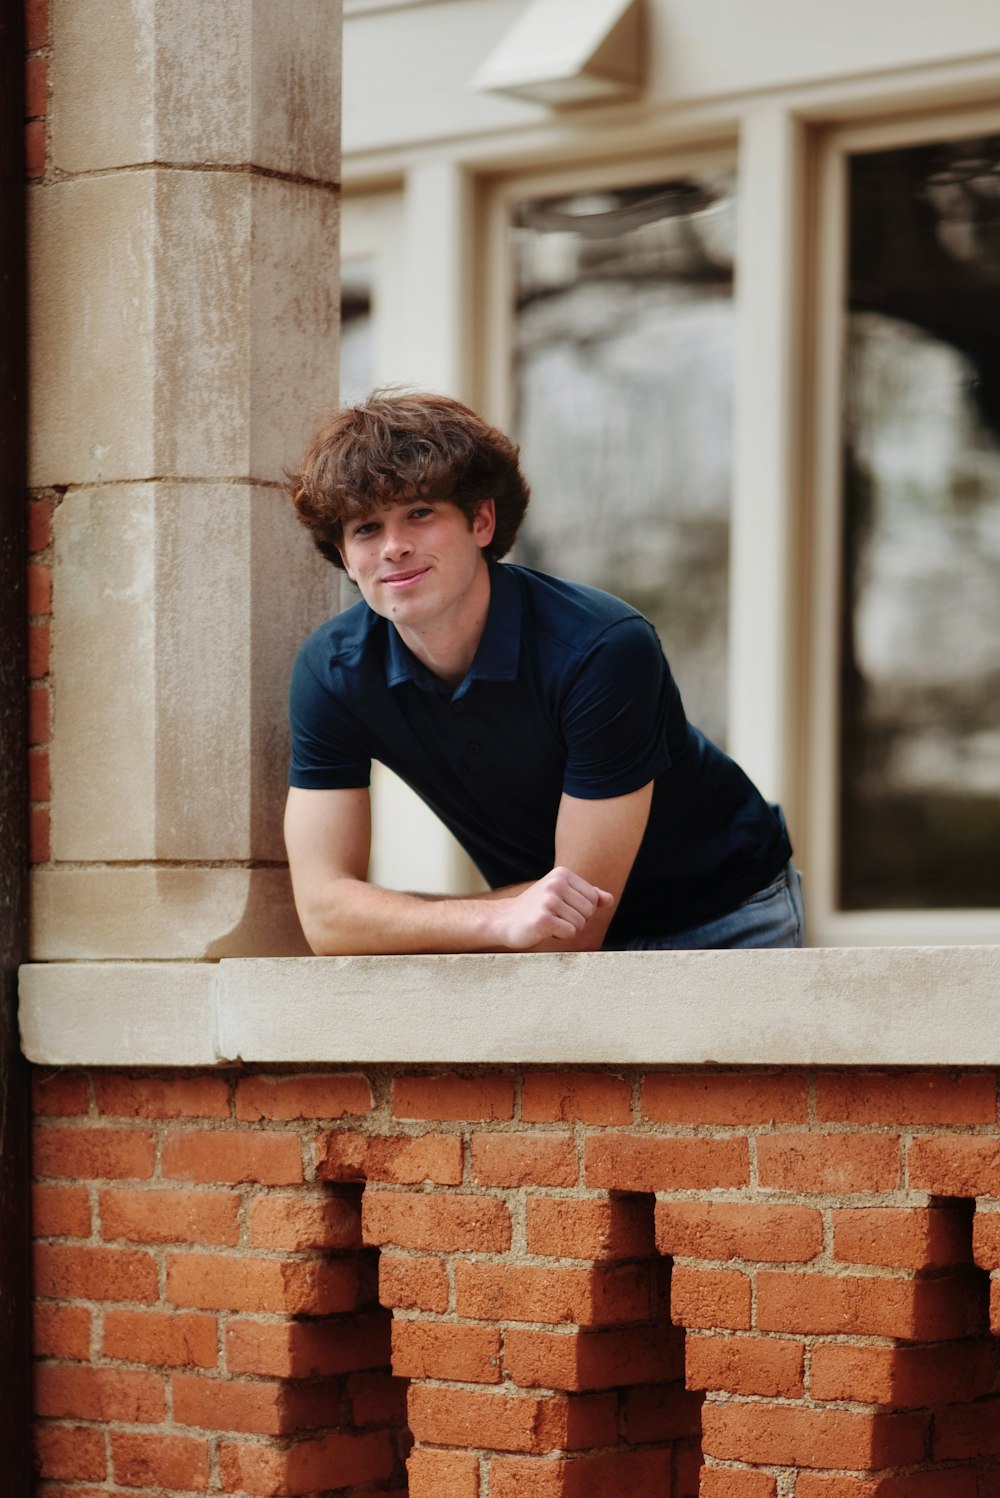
{"left": 288, "top": 561, "right": 791, "bottom": 941}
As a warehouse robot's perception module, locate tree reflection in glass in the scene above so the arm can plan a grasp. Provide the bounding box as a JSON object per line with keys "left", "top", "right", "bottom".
{"left": 510, "top": 174, "right": 736, "bottom": 747}
{"left": 841, "top": 135, "right": 1000, "bottom": 909}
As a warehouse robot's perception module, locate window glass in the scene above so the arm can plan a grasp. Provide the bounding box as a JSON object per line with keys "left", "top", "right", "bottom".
{"left": 840, "top": 134, "right": 1000, "bottom": 909}
{"left": 510, "top": 173, "right": 735, "bottom": 746}
{"left": 340, "top": 258, "right": 374, "bottom": 403}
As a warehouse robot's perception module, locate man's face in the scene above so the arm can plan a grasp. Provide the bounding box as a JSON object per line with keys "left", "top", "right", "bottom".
{"left": 337, "top": 497, "right": 495, "bottom": 633}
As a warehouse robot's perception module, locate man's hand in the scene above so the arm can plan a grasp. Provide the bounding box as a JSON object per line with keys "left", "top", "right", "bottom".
{"left": 489, "top": 866, "right": 614, "bottom": 951}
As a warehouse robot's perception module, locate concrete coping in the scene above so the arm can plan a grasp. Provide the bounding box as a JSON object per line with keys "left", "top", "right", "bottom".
{"left": 17, "top": 946, "right": 1000, "bottom": 1068}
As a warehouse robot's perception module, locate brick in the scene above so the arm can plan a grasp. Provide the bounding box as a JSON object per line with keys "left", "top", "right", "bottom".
{"left": 974, "top": 1209, "right": 1000, "bottom": 1268}
{"left": 455, "top": 1260, "right": 652, "bottom": 1326}
{"left": 657, "top": 1201, "right": 822, "bottom": 1263}
{"left": 95, "top": 1074, "right": 231, "bottom": 1119}
{"left": 29, "top": 748, "right": 51, "bottom": 801}
{"left": 521, "top": 1072, "right": 632, "bottom": 1124}
{"left": 33, "top": 1183, "right": 91, "bottom": 1238}
{"left": 226, "top": 1313, "right": 391, "bottom": 1377}
{"left": 756, "top": 1269, "right": 976, "bottom": 1339}
{"left": 671, "top": 1266, "right": 752, "bottom": 1329}
{"left": 795, "top": 1475, "right": 978, "bottom": 1498}
{"left": 407, "top": 1386, "right": 617, "bottom": 1453}
{"left": 249, "top": 1191, "right": 362, "bottom": 1250}
{"left": 34, "top": 1424, "right": 106, "bottom": 1482}
{"left": 810, "top": 1338, "right": 999, "bottom": 1406}
{"left": 167, "top": 1252, "right": 360, "bottom": 1315}
{"left": 236, "top": 1072, "right": 372, "bottom": 1120}
{"left": 28, "top": 619, "right": 50, "bottom": 677}
{"left": 833, "top": 1205, "right": 971, "bottom": 1269}
{"left": 24, "top": 55, "right": 47, "bottom": 120}
{"left": 526, "top": 1194, "right": 654, "bottom": 1259}
{"left": 27, "top": 561, "right": 52, "bottom": 615}
{"left": 685, "top": 1333, "right": 803, "bottom": 1397}
{"left": 490, "top": 1449, "right": 672, "bottom": 1498}
{"left": 620, "top": 1382, "right": 704, "bottom": 1442}
{"left": 27, "top": 493, "right": 54, "bottom": 552}
{"left": 393, "top": 1320, "right": 501, "bottom": 1383}
{"left": 408, "top": 1449, "right": 480, "bottom": 1498}
{"left": 318, "top": 1131, "right": 463, "bottom": 1185}
{"left": 30, "top": 806, "right": 50, "bottom": 861}
{"left": 35, "top": 1364, "right": 165, "bottom": 1423}
{"left": 349, "top": 1368, "right": 409, "bottom": 1427}
{"left": 700, "top": 1472, "right": 777, "bottom": 1498}
{"left": 363, "top": 1189, "right": 511, "bottom": 1253}
{"left": 161, "top": 1129, "right": 303, "bottom": 1185}
{"left": 111, "top": 1432, "right": 210, "bottom": 1491}
{"left": 218, "top": 1431, "right": 395, "bottom": 1494}
{"left": 585, "top": 1133, "right": 748, "bottom": 1191}
{"left": 100, "top": 1187, "right": 240, "bottom": 1246}
{"left": 33, "top": 1303, "right": 91, "bottom": 1360}
{"left": 393, "top": 1073, "right": 514, "bottom": 1121}
{"left": 25, "top": 119, "right": 45, "bottom": 179}
{"left": 35, "top": 1243, "right": 158, "bottom": 1303}
{"left": 817, "top": 1069, "right": 996, "bottom": 1124}
{"left": 471, "top": 1132, "right": 578, "bottom": 1187}
{"left": 503, "top": 1324, "right": 684, "bottom": 1391}
{"left": 379, "top": 1252, "right": 449, "bottom": 1313}
{"left": 34, "top": 1126, "right": 155, "bottom": 1181}
{"left": 642, "top": 1071, "right": 808, "bottom": 1124}
{"left": 935, "top": 1393, "right": 1000, "bottom": 1459}
{"left": 32, "top": 1071, "right": 89, "bottom": 1116}
{"left": 910, "top": 1136, "right": 1000, "bottom": 1197}
{"left": 26, "top": 0, "right": 49, "bottom": 49}
{"left": 988, "top": 1276, "right": 1000, "bottom": 1335}
{"left": 756, "top": 1133, "right": 900, "bottom": 1193}
{"left": 703, "top": 1402, "right": 927, "bottom": 1469}
{"left": 103, "top": 1309, "right": 218, "bottom": 1370}
{"left": 172, "top": 1375, "right": 288, "bottom": 1437}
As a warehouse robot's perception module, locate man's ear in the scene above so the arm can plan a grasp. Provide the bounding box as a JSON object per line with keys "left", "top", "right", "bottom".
{"left": 472, "top": 498, "right": 496, "bottom": 550}
{"left": 336, "top": 544, "right": 356, "bottom": 582}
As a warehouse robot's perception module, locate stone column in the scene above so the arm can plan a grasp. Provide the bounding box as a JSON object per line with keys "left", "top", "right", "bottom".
{"left": 29, "top": 0, "right": 340, "bottom": 958}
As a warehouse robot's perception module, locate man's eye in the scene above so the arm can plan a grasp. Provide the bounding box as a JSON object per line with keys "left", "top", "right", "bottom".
{"left": 409, "top": 507, "right": 433, "bottom": 519}
{"left": 353, "top": 521, "right": 378, "bottom": 537}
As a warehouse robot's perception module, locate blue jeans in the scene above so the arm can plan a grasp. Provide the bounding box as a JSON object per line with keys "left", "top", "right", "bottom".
{"left": 615, "top": 862, "right": 807, "bottom": 951}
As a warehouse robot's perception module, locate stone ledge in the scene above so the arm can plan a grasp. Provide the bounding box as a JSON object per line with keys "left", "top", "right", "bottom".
{"left": 18, "top": 946, "right": 1000, "bottom": 1067}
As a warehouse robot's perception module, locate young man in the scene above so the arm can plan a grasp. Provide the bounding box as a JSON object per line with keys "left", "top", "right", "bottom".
{"left": 284, "top": 391, "right": 804, "bottom": 955}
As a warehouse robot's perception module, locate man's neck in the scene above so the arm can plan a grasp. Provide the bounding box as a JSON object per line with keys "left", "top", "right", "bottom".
{"left": 394, "top": 560, "right": 492, "bottom": 687}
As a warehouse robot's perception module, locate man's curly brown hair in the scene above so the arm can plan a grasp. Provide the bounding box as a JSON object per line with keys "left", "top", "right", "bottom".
{"left": 286, "top": 391, "right": 531, "bottom": 570}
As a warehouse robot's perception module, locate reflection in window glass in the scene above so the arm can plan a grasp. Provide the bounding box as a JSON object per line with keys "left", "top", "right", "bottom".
{"left": 841, "top": 135, "right": 1000, "bottom": 909}
{"left": 510, "top": 174, "right": 736, "bottom": 746}
{"left": 340, "top": 259, "right": 373, "bottom": 404}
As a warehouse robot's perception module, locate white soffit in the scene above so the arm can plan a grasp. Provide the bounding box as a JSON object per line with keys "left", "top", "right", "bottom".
{"left": 471, "top": 0, "right": 642, "bottom": 107}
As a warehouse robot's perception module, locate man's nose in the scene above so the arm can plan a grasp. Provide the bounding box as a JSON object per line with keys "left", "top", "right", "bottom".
{"left": 380, "top": 521, "right": 412, "bottom": 558}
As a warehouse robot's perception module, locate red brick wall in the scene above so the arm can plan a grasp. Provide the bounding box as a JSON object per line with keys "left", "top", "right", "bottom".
{"left": 31, "top": 1064, "right": 1000, "bottom": 1496}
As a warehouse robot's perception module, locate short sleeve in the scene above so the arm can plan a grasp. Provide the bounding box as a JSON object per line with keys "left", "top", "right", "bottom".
{"left": 288, "top": 645, "right": 372, "bottom": 790}
{"left": 560, "top": 617, "right": 672, "bottom": 799}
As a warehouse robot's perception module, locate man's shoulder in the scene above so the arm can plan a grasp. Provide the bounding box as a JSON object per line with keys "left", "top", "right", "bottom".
{"left": 296, "top": 596, "right": 381, "bottom": 673}
{"left": 507, "top": 564, "right": 654, "bottom": 657}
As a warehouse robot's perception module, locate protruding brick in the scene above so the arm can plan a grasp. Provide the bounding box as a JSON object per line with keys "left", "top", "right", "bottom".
{"left": 585, "top": 1134, "right": 748, "bottom": 1192}
{"left": 100, "top": 1187, "right": 240, "bottom": 1246}
{"left": 34, "top": 1423, "right": 107, "bottom": 1482}
{"left": 817, "top": 1070, "right": 996, "bottom": 1124}
{"left": 393, "top": 1074, "right": 514, "bottom": 1121}
{"left": 29, "top": 748, "right": 51, "bottom": 801}
{"left": 249, "top": 1191, "right": 362, "bottom": 1250}
{"left": 33, "top": 1183, "right": 92, "bottom": 1238}
{"left": 103, "top": 1309, "right": 219, "bottom": 1370}
{"left": 172, "top": 1375, "right": 288, "bottom": 1437}
{"left": 671, "top": 1267, "right": 752, "bottom": 1330}
{"left": 796, "top": 1473, "right": 978, "bottom": 1498}
{"left": 236, "top": 1072, "right": 372, "bottom": 1120}
{"left": 455, "top": 1261, "right": 651, "bottom": 1326}
{"left": 910, "top": 1136, "right": 1000, "bottom": 1198}
{"left": 490, "top": 1449, "right": 672, "bottom": 1498}
{"left": 832, "top": 1206, "right": 971, "bottom": 1269}
{"left": 700, "top": 1471, "right": 777, "bottom": 1498}
{"left": 471, "top": 1132, "right": 578, "bottom": 1187}
{"left": 111, "top": 1432, "right": 211, "bottom": 1492}
{"left": 379, "top": 1252, "right": 449, "bottom": 1313}
{"left": 521, "top": 1072, "right": 632, "bottom": 1125}
{"left": 756, "top": 1134, "right": 900, "bottom": 1193}
{"left": 657, "top": 1201, "right": 822, "bottom": 1263}
{"left": 318, "top": 1131, "right": 463, "bottom": 1185}
{"left": 526, "top": 1195, "right": 654, "bottom": 1260}
{"left": 621, "top": 1381, "right": 704, "bottom": 1443}
{"left": 226, "top": 1313, "right": 390, "bottom": 1378}
{"left": 34, "top": 1126, "right": 155, "bottom": 1181}
{"left": 35, "top": 1243, "right": 158, "bottom": 1303}
{"left": 27, "top": 561, "right": 52, "bottom": 614}
{"left": 685, "top": 1333, "right": 804, "bottom": 1398}
{"left": 363, "top": 1189, "right": 511, "bottom": 1253}
{"left": 34, "top": 1303, "right": 92, "bottom": 1360}
{"left": 702, "top": 1402, "right": 928, "bottom": 1469}
{"left": 28, "top": 619, "right": 51, "bottom": 677}
{"left": 503, "top": 1324, "right": 683, "bottom": 1391}
{"left": 755, "top": 1270, "right": 975, "bottom": 1340}
{"left": 218, "top": 1431, "right": 395, "bottom": 1494}
{"left": 974, "top": 1209, "right": 1000, "bottom": 1269}
{"left": 25, "top": 0, "right": 49, "bottom": 50}
{"left": 933, "top": 1393, "right": 1000, "bottom": 1460}
{"left": 30, "top": 806, "right": 50, "bottom": 861}
{"left": 350, "top": 1368, "right": 409, "bottom": 1427}
{"left": 166, "top": 1252, "right": 360, "bottom": 1315}
{"left": 94, "top": 1074, "right": 231, "bottom": 1119}
{"left": 35, "top": 1364, "right": 165, "bottom": 1423}
{"left": 642, "top": 1071, "right": 808, "bottom": 1124}
{"left": 408, "top": 1448, "right": 480, "bottom": 1498}
{"left": 393, "top": 1321, "right": 501, "bottom": 1383}
{"left": 407, "top": 1386, "right": 617, "bottom": 1454}
{"left": 810, "top": 1338, "right": 998, "bottom": 1406}
{"left": 161, "top": 1129, "right": 303, "bottom": 1185}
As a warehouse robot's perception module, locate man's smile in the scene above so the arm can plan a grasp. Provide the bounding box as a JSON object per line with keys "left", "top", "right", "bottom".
{"left": 381, "top": 566, "right": 430, "bottom": 588}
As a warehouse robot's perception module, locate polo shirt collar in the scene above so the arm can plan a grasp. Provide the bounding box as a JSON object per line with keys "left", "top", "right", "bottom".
{"left": 384, "top": 560, "right": 522, "bottom": 697}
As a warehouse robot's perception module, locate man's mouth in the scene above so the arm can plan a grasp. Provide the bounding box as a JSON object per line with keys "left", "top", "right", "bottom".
{"left": 381, "top": 567, "right": 429, "bottom": 588}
